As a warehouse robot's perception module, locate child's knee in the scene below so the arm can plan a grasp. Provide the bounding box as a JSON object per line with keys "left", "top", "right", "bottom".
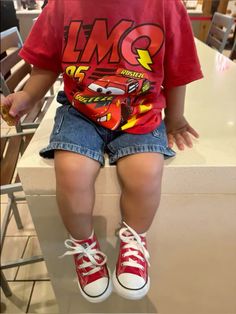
{"left": 54, "top": 151, "right": 100, "bottom": 192}
{"left": 121, "top": 163, "right": 163, "bottom": 194}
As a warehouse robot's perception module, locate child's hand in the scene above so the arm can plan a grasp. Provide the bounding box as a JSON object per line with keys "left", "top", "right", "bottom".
{"left": 164, "top": 116, "right": 199, "bottom": 150}
{"left": 1, "top": 94, "right": 14, "bottom": 125}
{"left": 0, "top": 91, "right": 33, "bottom": 126}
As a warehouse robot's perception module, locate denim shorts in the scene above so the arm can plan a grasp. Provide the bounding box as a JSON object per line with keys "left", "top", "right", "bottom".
{"left": 39, "top": 92, "right": 175, "bottom": 166}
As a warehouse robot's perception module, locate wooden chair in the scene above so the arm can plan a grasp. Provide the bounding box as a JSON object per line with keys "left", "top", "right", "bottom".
{"left": 206, "top": 12, "right": 234, "bottom": 53}
{"left": 0, "top": 27, "right": 54, "bottom": 132}
{"left": 0, "top": 131, "right": 44, "bottom": 297}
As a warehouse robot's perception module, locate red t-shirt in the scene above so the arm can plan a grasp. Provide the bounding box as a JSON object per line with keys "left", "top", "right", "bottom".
{"left": 20, "top": 0, "right": 203, "bottom": 134}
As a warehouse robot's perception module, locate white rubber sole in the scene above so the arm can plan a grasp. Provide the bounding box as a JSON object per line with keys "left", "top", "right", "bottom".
{"left": 77, "top": 269, "right": 113, "bottom": 303}
{"left": 112, "top": 271, "right": 150, "bottom": 300}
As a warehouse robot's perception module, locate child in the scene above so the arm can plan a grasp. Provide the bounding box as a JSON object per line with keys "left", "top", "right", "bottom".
{"left": 1, "top": 0, "right": 203, "bottom": 303}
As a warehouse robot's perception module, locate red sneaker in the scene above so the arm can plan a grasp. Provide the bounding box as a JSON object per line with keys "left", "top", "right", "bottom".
{"left": 113, "top": 222, "right": 150, "bottom": 300}
{"left": 63, "top": 232, "right": 112, "bottom": 303}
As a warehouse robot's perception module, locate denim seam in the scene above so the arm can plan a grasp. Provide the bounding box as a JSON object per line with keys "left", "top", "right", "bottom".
{"left": 40, "top": 142, "right": 104, "bottom": 165}
{"left": 109, "top": 144, "right": 175, "bottom": 164}
{"left": 109, "top": 142, "right": 166, "bottom": 152}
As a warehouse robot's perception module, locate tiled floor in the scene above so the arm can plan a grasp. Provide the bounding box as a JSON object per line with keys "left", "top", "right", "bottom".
{"left": 1, "top": 46, "right": 235, "bottom": 313}
{"left": 1, "top": 179, "right": 58, "bottom": 313}
{"left": 0, "top": 95, "right": 59, "bottom": 313}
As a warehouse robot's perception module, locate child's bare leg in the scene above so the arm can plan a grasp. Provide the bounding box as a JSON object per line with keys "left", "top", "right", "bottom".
{"left": 113, "top": 153, "right": 164, "bottom": 299}
{"left": 55, "top": 150, "right": 112, "bottom": 302}
{"left": 54, "top": 150, "right": 100, "bottom": 239}
{"left": 117, "top": 153, "right": 164, "bottom": 233}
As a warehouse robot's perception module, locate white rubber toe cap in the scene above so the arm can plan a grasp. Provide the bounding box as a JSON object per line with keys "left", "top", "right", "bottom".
{"left": 118, "top": 273, "right": 145, "bottom": 289}
{"left": 84, "top": 277, "right": 109, "bottom": 297}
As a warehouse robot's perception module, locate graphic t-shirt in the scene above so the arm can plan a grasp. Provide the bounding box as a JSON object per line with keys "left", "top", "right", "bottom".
{"left": 19, "top": 0, "right": 203, "bottom": 134}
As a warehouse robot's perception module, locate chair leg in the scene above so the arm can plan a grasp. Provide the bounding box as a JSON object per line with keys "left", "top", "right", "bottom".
{"left": 15, "top": 122, "right": 23, "bottom": 133}
{"left": 0, "top": 270, "right": 12, "bottom": 297}
{"left": 1, "top": 201, "right": 12, "bottom": 246}
{"left": 11, "top": 196, "right": 23, "bottom": 230}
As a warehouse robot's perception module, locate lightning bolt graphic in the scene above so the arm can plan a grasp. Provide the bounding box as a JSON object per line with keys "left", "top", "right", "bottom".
{"left": 121, "top": 115, "right": 139, "bottom": 131}
{"left": 137, "top": 49, "right": 153, "bottom": 71}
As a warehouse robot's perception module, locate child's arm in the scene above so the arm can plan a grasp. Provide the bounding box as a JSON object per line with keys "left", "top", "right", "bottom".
{"left": 164, "top": 85, "right": 199, "bottom": 150}
{"left": 1, "top": 66, "right": 58, "bottom": 123}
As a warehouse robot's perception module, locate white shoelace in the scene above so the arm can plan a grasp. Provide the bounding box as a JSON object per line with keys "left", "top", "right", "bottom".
{"left": 119, "top": 222, "right": 150, "bottom": 270}
{"left": 61, "top": 239, "right": 107, "bottom": 276}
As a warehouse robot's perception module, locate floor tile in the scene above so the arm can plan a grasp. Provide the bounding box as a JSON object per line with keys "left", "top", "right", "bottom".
{"left": 1, "top": 201, "right": 9, "bottom": 225}
{"left": 1, "top": 236, "right": 28, "bottom": 280}
{"left": 6, "top": 202, "right": 37, "bottom": 237}
{"left": 28, "top": 281, "right": 58, "bottom": 313}
{"left": 0, "top": 281, "right": 33, "bottom": 313}
{"left": 1, "top": 194, "right": 9, "bottom": 204}
{"left": 17, "top": 237, "right": 49, "bottom": 280}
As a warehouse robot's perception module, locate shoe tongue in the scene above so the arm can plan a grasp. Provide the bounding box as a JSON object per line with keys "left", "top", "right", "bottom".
{"left": 123, "top": 229, "right": 146, "bottom": 241}
{"left": 70, "top": 231, "right": 95, "bottom": 247}
{"left": 79, "top": 241, "right": 90, "bottom": 249}
{"left": 76, "top": 235, "right": 95, "bottom": 248}
{"left": 123, "top": 230, "right": 133, "bottom": 237}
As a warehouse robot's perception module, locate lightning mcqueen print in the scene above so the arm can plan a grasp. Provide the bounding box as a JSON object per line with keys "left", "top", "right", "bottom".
{"left": 72, "top": 69, "right": 152, "bottom": 130}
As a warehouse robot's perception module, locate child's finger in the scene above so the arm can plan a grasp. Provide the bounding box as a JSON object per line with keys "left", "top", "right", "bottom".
{"left": 187, "top": 125, "right": 199, "bottom": 138}
{"left": 9, "top": 101, "right": 20, "bottom": 117}
{"left": 175, "top": 133, "right": 185, "bottom": 150}
{"left": 181, "top": 131, "right": 193, "bottom": 148}
{"left": 1, "top": 94, "right": 13, "bottom": 107}
{"left": 167, "top": 133, "right": 175, "bottom": 148}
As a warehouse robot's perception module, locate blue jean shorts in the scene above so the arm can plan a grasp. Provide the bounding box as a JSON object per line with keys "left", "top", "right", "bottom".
{"left": 39, "top": 92, "right": 175, "bottom": 166}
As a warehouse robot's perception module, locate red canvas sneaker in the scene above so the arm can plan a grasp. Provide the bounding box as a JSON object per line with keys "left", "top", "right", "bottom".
{"left": 62, "top": 232, "right": 112, "bottom": 303}
{"left": 113, "top": 222, "right": 150, "bottom": 300}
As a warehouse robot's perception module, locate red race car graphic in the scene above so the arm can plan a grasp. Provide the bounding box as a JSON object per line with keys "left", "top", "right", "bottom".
{"left": 87, "top": 74, "right": 150, "bottom": 95}
{"left": 72, "top": 70, "right": 152, "bottom": 130}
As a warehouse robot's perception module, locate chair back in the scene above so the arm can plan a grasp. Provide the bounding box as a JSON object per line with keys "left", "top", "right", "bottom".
{"left": 0, "top": 131, "right": 43, "bottom": 300}
{"left": 0, "top": 27, "right": 54, "bottom": 132}
{"left": 0, "top": 132, "right": 34, "bottom": 186}
{"left": 0, "top": 27, "right": 31, "bottom": 95}
{"left": 206, "top": 12, "right": 234, "bottom": 53}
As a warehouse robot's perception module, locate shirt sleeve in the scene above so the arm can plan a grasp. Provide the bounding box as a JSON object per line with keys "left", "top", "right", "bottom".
{"left": 163, "top": 0, "right": 203, "bottom": 89}
{"left": 19, "top": 0, "right": 63, "bottom": 73}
